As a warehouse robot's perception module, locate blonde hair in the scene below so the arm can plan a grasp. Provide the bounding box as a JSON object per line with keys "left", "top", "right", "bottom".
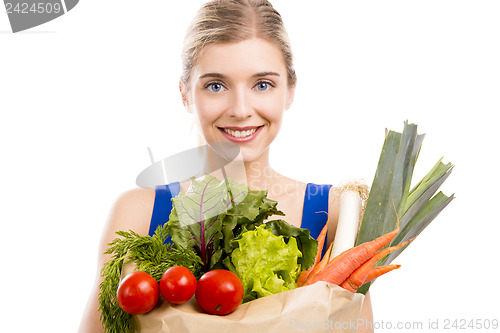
{"left": 181, "top": 0, "right": 297, "bottom": 90}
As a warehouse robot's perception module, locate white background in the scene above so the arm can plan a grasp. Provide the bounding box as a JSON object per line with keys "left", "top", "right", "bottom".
{"left": 1, "top": 1, "right": 499, "bottom": 332}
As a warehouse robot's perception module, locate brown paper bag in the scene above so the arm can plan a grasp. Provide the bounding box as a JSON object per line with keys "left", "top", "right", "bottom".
{"left": 132, "top": 281, "right": 365, "bottom": 333}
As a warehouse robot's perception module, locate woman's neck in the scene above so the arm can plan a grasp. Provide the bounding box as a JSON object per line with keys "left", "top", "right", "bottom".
{"left": 206, "top": 146, "right": 306, "bottom": 228}
{"left": 209, "top": 146, "right": 278, "bottom": 191}
{"left": 242, "top": 150, "right": 278, "bottom": 191}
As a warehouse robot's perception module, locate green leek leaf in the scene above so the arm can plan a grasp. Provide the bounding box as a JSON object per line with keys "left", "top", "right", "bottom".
{"left": 355, "top": 121, "right": 454, "bottom": 294}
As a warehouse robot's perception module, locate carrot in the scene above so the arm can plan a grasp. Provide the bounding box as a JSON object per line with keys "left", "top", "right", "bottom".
{"left": 340, "top": 238, "right": 412, "bottom": 292}
{"left": 340, "top": 264, "right": 402, "bottom": 292}
{"left": 303, "top": 221, "right": 400, "bottom": 287}
{"left": 299, "top": 241, "right": 334, "bottom": 286}
{"left": 297, "top": 219, "right": 329, "bottom": 287}
{"left": 313, "top": 217, "right": 329, "bottom": 267}
{"left": 321, "top": 241, "right": 334, "bottom": 267}
{"left": 364, "top": 265, "right": 401, "bottom": 284}
{"left": 296, "top": 268, "right": 312, "bottom": 287}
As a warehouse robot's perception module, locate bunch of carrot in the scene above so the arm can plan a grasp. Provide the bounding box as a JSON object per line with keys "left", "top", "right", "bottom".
{"left": 297, "top": 215, "right": 411, "bottom": 293}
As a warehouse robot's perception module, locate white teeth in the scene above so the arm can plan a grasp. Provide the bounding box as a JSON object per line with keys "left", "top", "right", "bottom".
{"left": 223, "top": 128, "right": 257, "bottom": 138}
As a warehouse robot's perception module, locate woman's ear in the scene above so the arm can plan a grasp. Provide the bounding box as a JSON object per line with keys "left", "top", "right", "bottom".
{"left": 285, "top": 85, "right": 296, "bottom": 110}
{"left": 179, "top": 80, "right": 191, "bottom": 112}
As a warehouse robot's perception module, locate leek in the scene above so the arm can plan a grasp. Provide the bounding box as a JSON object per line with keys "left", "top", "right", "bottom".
{"left": 355, "top": 121, "right": 454, "bottom": 294}
{"left": 331, "top": 181, "right": 369, "bottom": 259}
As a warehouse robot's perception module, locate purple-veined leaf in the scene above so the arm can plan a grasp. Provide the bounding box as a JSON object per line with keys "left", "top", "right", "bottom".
{"left": 168, "top": 174, "right": 248, "bottom": 271}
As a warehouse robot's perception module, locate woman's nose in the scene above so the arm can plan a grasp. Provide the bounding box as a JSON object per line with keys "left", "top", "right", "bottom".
{"left": 228, "top": 87, "right": 253, "bottom": 119}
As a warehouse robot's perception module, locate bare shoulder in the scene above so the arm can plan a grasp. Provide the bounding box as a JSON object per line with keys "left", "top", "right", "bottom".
{"left": 105, "top": 187, "right": 156, "bottom": 237}
{"left": 98, "top": 188, "right": 156, "bottom": 256}
{"left": 113, "top": 187, "right": 156, "bottom": 212}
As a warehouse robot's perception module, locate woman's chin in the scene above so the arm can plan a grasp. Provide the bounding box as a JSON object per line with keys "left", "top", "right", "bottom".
{"left": 238, "top": 145, "right": 269, "bottom": 164}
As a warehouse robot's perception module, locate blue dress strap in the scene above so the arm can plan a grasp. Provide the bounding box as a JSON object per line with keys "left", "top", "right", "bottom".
{"left": 148, "top": 182, "right": 180, "bottom": 237}
{"left": 301, "top": 183, "right": 333, "bottom": 256}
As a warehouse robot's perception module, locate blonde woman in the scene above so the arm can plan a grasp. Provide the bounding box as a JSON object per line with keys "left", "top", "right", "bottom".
{"left": 79, "top": 1, "right": 373, "bottom": 331}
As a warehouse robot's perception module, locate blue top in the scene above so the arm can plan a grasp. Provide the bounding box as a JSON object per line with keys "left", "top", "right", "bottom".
{"left": 148, "top": 182, "right": 332, "bottom": 255}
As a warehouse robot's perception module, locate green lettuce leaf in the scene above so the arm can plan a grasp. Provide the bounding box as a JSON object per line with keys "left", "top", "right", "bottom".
{"left": 228, "top": 225, "right": 302, "bottom": 302}
{"left": 264, "top": 219, "right": 317, "bottom": 270}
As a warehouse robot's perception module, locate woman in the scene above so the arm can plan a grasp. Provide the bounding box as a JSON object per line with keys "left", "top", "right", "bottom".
{"left": 79, "top": 1, "right": 373, "bottom": 331}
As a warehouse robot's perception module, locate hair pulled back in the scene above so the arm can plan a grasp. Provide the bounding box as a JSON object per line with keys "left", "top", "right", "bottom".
{"left": 181, "top": 0, "right": 296, "bottom": 90}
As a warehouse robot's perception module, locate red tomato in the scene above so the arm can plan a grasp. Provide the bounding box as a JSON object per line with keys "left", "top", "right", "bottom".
{"left": 195, "top": 270, "right": 244, "bottom": 315}
{"left": 117, "top": 271, "right": 159, "bottom": 315}
{"left": 160, "top": 266, "right": 197, "bottom": 304}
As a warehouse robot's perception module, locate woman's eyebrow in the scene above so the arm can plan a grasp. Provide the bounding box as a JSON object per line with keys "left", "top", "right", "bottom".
{"left": 199, "top": 72, "right": 280, "bottom": 79}
{"left": 252, "top": 71, "right": 280, "bottom": 78}
{"left": 199, "top": 73, "right": 226, "bottom": 79}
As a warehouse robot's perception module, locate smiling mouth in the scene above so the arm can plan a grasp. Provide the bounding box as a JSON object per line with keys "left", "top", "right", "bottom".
{"left": 217, "top": 125, "right": 264, "bottom": 141}
{"left": 219, "top": 126, "right": 263, "bottom": 138}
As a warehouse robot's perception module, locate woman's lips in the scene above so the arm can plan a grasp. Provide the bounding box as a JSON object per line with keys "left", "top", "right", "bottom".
{"left": 218, "top": 126, "right": 264, "bottom": 143}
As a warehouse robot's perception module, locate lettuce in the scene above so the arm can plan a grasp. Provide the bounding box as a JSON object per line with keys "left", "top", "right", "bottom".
{"left": 228, "top": 225, "right": 303, "bottom": 302}
{"left": 264, "top": 219, "right": 317, "bottom": 270}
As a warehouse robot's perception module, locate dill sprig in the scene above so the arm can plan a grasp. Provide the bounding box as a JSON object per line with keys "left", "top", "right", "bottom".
{"left": 98, "top": 225, "right": 202, "bottom": 333}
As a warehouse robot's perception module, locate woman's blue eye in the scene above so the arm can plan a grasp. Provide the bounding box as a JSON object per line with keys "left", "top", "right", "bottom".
{"left": 256, "top": 82, "right": 270, "bottom": 91}
{"left": 208, "top": 83, "right": 224, "bottom": 92}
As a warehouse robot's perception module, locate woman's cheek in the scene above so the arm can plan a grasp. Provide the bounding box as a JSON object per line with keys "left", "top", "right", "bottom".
{"left": 194, "top": 94, "right": 227, "bottom": 121}
{"left": 253, "top": 94, "right": 286, "bottom": 123}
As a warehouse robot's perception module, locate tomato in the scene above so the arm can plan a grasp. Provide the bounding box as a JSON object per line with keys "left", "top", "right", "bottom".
{"left": 160, "top": 266, "right": 197, "bottom": 305}
{"left": 195, "top": 269, "right": 244, "bottom": 315}
{"left": 117, "top": 271, "right": 159, "bottom": 315}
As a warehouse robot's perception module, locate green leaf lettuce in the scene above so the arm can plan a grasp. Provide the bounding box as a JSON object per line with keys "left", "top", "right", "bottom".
{"left": 228, "top": 225, "right": 302, "bottom": 303}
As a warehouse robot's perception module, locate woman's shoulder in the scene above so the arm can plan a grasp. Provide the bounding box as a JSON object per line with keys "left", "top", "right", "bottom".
{"left": 106, "top": 187, "right": 156, "bottom": 236}
{"left": 114, "top": 187, "right": 156, "bottom": 209}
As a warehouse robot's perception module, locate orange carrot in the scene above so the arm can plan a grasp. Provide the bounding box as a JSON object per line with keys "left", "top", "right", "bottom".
{"left": 340, "top": 264, "right": 402, "bottom": 292}
{"left": 296, "top": 268, "right": 312, "bottom": 287}
{"left": 364, "top": 265, "right": 401, "bottom": 284}
{"left": 340, "top": 238, "right": 411, "bottom": 292}
{"left": 299, "top": 241, "right": 334, "bottom": 286}
{"left": 303, "top": 222, "right": 400, "bottom": 287}
{"left": 321, "top": 241, "right": 334, "bottom": 266}
{"left": 313, "top": 217, "right": 329, "bottom": 267}
{"left": 297, "top": 219, "right": 329, "bottom": 287}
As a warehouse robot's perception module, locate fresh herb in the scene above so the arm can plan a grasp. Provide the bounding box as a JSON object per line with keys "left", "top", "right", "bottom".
{"left": 98, "top": 225, "right": 202, "bottom": 333}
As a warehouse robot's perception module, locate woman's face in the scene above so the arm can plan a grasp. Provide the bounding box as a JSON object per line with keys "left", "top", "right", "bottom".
{"left": 182, "top": 37, "right": 295, "bottom": 163}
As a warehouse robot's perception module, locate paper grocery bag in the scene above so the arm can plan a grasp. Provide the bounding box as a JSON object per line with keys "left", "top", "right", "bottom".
{"left": 132, "top": 281, "right": 365, "bottom": 333}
